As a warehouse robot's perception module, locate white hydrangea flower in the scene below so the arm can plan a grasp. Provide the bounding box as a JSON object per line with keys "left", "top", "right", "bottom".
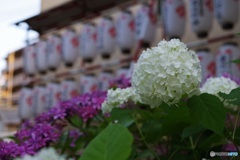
{"left": 15, "top": 148, "right": 66, "bottom": 160}
{"left": 36, "top": 148, "right": 66, "bottom": 160}
{"left": 201, "top": 77, "right": 239, "bottom": 110}
{"left": 201, "top": 77, "right": 238, "bottom": 95}
{"left": 132, "top": 39, "right": 201, "bottom": 108}
{"left": 101, "top": 87, "right": 139, "bottom": 113}
{"left": 15, "top": 155, "right": 37, "bottom": 160}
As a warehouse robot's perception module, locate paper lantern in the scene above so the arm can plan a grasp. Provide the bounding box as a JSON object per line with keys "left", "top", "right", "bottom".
{"left": 189, "top": 0, "right": 213, "bottom": 38}
{"left": 116, "top": 65, "right": 130, "bottom": 78}
{"left": 127, "top": 62, "right": 136, "bottom": 78}
{"left": 62, "top": 28, "right": 79, "bottom": 67}
{"left": 18, "top": 87, "right": 33, "bottom": 120}
{"left": 98, "top": 70, "right": 114, "bottom": 91}
{"left": 79, "top": 23, "right": 98, "bottom": 62}
{"left": 33, "top": 85, "right": 47, "bottom": 116}
{"left": 35, "top": 40, "right": 48, "bottom": 74}
{"left": 135, "top": 3, "right": 157, "bottom": 47}
{"left": 97, "top": 16, "right": 116, "bottom": 59}
{"left": 116, "top": 10, "right": 135, "bottom": 54}
{"left": 214, "top": 0, "right": 239, "bottom": 30}
{"left": 80, "top": 74, "right": 98, "bottom": 94}
{"left": 47, "top": 34, "right": 62, "bottom": 70}
{"left": 23, "top": 45, "right": 36, "bottom": 76}
{"left": 197, "top": 48, "right": 215, "bottom": 83}
{"left": 46, "top": 82, "right": 62, "bottom": 109}
{"left": 162, "top": 0, "right": 186, "bottom": 39}
{"left": 216, "top": 42, "right": 240, "bottom": 78}
{"left": 61, "top": 79, "right": 80, "bottom": 100}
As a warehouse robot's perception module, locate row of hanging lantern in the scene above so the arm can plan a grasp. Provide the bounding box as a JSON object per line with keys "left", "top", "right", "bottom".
{"left": 163, "top": 0, "right": 239, "bottom": 39}
{"left": 197, "top": 42, "right": 240, "bottom": 84}
{"left": 23, "top": 0, "right": 239, "bottom": 76}
{"left": 23, "top": 3, "right": 157, "bottom": 76}
{"left": 18, "top": 66, "right": 130, "bottom": 120}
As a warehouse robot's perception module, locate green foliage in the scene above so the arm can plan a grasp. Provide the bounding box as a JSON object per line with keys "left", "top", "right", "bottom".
{"left": 79, "top": 123, "right": 133, "bottom": 160}
{"left": 49, "top": 89, "right": 240, "bottom": 160}
{"left": 160, "top": 105, "right": 191, "bottom": 136}
{"left": 109, "top": 108, "right": 135, "bottom": 127}
{"left": 231, "top": 59, "right": 240, "bottom": 64}
{"left": 68, "top": 115, "right": 83, "bottom": 129}
{"left": 188, "top": 94, "right": 226, "bottom": 136}
{"left": 182, "top": 124, "right": 205, "bottom": 140}
{"left": 219, "top": 87, "right": 240, "bottom": 106}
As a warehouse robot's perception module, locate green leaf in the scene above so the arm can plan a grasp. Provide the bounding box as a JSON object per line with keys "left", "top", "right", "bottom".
{"left": 188, "top": 94, "right": 226, "bottom": 136}
{"left": 219, "top": 87, "right": 240, "bottom": 106}
{"left": 68, "top": 115, "right": 83, "bottom": 128}
{"left": 198, "top": 133, "right": 223, "bottom": 150}
{"left": 231, "top": 59, "right": 240, "bottom": 64}
{"left": 110, "top": 109, "right": 135, "bottom": 127}
{"left": 141, "top": 119, "right": 163, "bottom": 142}
{"left": 79, "top": 123, "right": 133, "bottom": 160}
{"left": 160, "top": 106, "right": 191, "bottom": 136}
{"left": 182, "top": 124, "right": 205, "bottom": 140}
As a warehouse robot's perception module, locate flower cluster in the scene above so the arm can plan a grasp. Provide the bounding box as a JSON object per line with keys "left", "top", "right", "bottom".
{"left": 132, "top": 39, "right": 201, "bottom": 108}
{"left": 15, "top": 147, "right": 66, "bottom": 160}
{"left": 201, "top": 77, "right": 238, "bottom": 95}
{"left": 222, "top": 73, "right": 240, "bottom": 85}
{"left": 64, "top": 91, "right": 107, "bottom": 122}
{"left": 0, "top": 91, "right": 107, "bottom": 159}
{"left": 201, "top": 76, "right": 239, "bottom": 109}
{"left": 0, "top": 123, "right": 61, "bottom": 159}
{"left": 109, "top": 75, "right": 132, "bottom": 89}
{"left": 102, "top": 87, "right": 138, "bottom": 113}
{"left": 69, "top": 129, "right": 84, "bottom": 147}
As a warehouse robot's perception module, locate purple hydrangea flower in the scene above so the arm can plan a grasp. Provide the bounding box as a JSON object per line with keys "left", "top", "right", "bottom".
{"left": 109, "top": 75, "right": 131, "bottom": 89}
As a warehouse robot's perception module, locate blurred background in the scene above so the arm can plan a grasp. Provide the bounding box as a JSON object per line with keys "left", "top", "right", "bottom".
{"left": 0, "top": 0, "right": 239, "bottom": 136}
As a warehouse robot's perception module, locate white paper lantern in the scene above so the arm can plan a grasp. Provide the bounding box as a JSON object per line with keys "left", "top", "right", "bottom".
{"left": 127, "top": 61, "right": 136, "bottom": 78}
{"left": 47, "top": 34, "right": 62, "bottom": 70}
{"left": 18, "top": 87, "right": 33, "bottom": 120}
{"left": 189, "top": 0, "right": 213, "bottom": 38}
{"left": 98, "top": 70, "right": 114, "bottom": 91}
{"left": 116, "top": 10, "right": 135, "bottom": 54}
{"left": 80, "top": 74, "right": 98, "bottom": 94}
{"left": 79, "top": 23, "right": 98, "bottom": 62}
{"left": 23, "top": 45, "right": 36, "bottom": 76}
{"left": 97, "top": 17, "right": 116, "bottom": 59}
{"left": 197, "top": 48, "right": 216, "bottom": 83}
{"left": 61, "top": 79, "right": 80, "bottom": 100}
{"left": 33, "top": 85, "right": 47, "bottom": 116}
{"left": 216, "top": 42, "right": 240, "bottom": 78}
{"left": 214, "top": 0, "right": 239, "bottom": 30}
{"left": 46, "top": 82, "right": 62, "bottom": 109}
{"left": 135, "top": 3, "right": 157, "bottom": 47}
{"left": 162, "top": 0, "right": 186, "bottom": 39}
{"left": 116, "top": 65, "right": 130, "bottom": 78}
{"left": 62, "top": 28, "right": 79, "bottom": 66}
{"left": 35, "top": 40, "right": 48, "bottom": 74}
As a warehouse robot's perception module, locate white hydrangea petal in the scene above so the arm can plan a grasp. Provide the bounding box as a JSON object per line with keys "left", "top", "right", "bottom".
{"left": 132, "top": 39, "right": 201, "bottom": 108}
{"left": 101, "top": 87, "right": 139, "bottom": 113}
{"left": 201, "top": 77, "right": 239, "bottom": 110}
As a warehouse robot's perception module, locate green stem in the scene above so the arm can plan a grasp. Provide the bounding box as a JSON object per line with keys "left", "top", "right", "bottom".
{"left": 133, "top": 114, "right": 160, "bottom": 160}
{"left": 232, "top": 108, "right": 240, "bottom": 140}
{"left": 189, "top": 137, "right": 198, "bottom": 160}
{"left": 189, "top": 137, "right": 194, "bottom": 149}
{"left": 168, "top": 148, "right": 179, "bottom": 160}
{"left": 98, "top": 111, "right": 108, "bottom": 124}
{"left": 194, "top": 131, "right": 204, "bottom": 147}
